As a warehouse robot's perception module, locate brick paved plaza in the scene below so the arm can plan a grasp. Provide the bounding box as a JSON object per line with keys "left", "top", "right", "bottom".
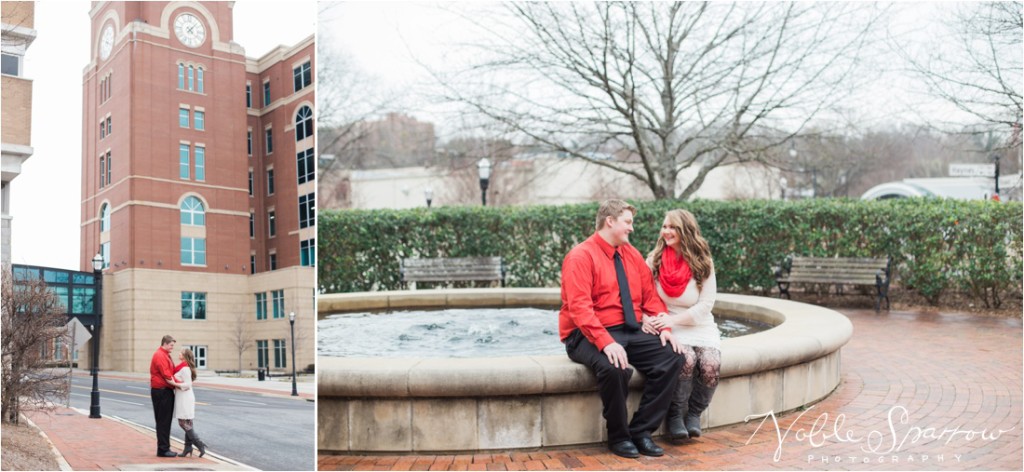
{"left": 319, "top": 308, "right": 1023, "bottom": 471}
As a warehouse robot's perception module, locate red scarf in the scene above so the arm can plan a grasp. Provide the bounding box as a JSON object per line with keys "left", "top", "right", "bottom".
{"left": 659, "top": 246, "right": 692, "bottom": 298}
{"left": 173, "top": 361, "right": 188, "bottom": 374}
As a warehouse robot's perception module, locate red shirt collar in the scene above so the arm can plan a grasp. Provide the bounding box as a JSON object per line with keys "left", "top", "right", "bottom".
{"left": 590, "top": 232, "right": 624, "bottom": 259}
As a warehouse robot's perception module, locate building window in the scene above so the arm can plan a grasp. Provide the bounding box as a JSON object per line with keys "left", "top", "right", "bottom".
{"left": 180, "top": 237, "right": 207, "bottom": 265}
{"left": 248, "top": 170, "right": 253, "bottom": 196}
{"left": 271, "top": 289, "right": 285, "bottom": 318}
{"left": 293, "top": 61, "right": 311, "bottom": 92}
{"left": 273, "top": 339, "right": 287, "bottom": 368}
{"left": 195, "top": 146, "right": 205, "bottom": 181}
{"left": 105, "top": 152, "right": 112, "bottom": 186}
{"left": 194, "top": 110, "right": 205, "bottom": 131}
{"left": 297, "top": 148, "right": 314, "bottom": 185}
{"left": 300, "top": 239, "right": 315, "bottom": 267}
{"left": 1, "top": 53, "right": 21, "bottom": 76}
{"left": 179, "top": 144, "right": 190, "bottom": 179}
{"left": 246, "top": 83, "right": 251, "bottom": 108}
{"left": 250, "top": 255, "right": 256, "bottom": 274}
{"left": 179, "top": 108, "right": 189, "bottom": 128}
{"left": 100, "top": 120, "right": 106, "bottom": 139}
{"left": 255, "top": 293, "right": 267, "bottom": 320}
{"left": 181, "top": 292, "right": 207, "bottom": 320}
{"left": 99, "top": 154, "right": 106, "bottom": 188}
{"left": 100, "top": 242, "right": 110, "bottom": 269}
{"left": 197, "top": 67, "right": 204, "bottom": 93}
{"left": 263, "top": 81, "right": 271, "bottom": 107}
{"left": 265, "top": 128, "right": 273, "bottom": 154}
{"left": 106, "top": 116, "right": 112, "bottom": 135}
{"left": 247, "top": 131, "right": 252, "bottom": 156}
{"left": 100, "top": 204, "right": 111, "bottom": 232}
{"left": 178, "top": 63, "right": 185, "bottom": 89}
{"left": 256, "top": 340, "right": 268, "bottom": 368}
{"left": 266, "top": 169, "right": 275, "bottom": 196}
{"left": 298, "top": 193, "right": 315, "bottom": 229}
{"left": 295, "top": 106, "right": 313, "bottom": 141}
{"left": 184, "top": 345, "right": 207, "bottom": 369}
{"left": 269, "top": 253, "right": 277, "bottom": 271}
{"left": 188, "top": 65, "right": 194, "bottom": 91}
{"left": 180, "top": 196, "right": 205, "bottom": 226}
{"left": 268, "top": 210, "right": 276, "bottom": 237}
{"left": 249, "top": 212, "right": 255, "bottom": 238}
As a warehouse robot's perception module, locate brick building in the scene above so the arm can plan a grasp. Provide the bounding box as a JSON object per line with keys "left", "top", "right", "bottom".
{"left": 80, "top": 2, "right": 314, "bottom": 373}
{"left": 1, "top": 1, "right": 36, "bottom": 268}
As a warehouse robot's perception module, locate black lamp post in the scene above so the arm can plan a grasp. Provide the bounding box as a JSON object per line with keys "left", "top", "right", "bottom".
{"left": 89, "top": 253, "right": 103, "bottom": 419}
{"left": 477, "top": 158, "right": 491, "bottom": 206}
{"left": 425, "top": 187, "right": 433, "bottom": 209}
{"left": 992, "top": 154, "right": 1001, "bottom": 198}
{"left": 779, "top": 177, "right": 788, "bottom": 201}
{"left": 289, "top": 312, "right": 298, "bottom": 396}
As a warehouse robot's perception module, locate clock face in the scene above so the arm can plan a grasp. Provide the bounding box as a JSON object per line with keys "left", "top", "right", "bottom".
{"left": 174, "top": 13, "right": 206, "bottom": 48}
{"left": 99, "top": 25, "right": 114, "bottom": 60}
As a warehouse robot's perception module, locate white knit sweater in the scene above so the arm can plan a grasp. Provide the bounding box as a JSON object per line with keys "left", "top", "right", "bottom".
{"left": 654, "top": 269, "right": 720, "bottom": 349}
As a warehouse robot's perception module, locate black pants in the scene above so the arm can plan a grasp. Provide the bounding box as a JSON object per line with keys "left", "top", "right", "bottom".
{"left": 151, "top": 388, "right": 175, "bottom": 454}
{"left": 565, "top": 326, "right": 684, "bottom": 444}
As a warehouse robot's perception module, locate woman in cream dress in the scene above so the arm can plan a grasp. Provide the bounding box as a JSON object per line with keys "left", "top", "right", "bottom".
{"left": 167, "top": 348, "right": 208, "bottom": 457}
{"left": 643, "top": 209, "right": 720, "bottom": 442}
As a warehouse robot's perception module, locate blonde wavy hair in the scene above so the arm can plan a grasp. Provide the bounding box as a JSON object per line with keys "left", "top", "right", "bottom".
{"left": 647, "top": 209, "right": 714, "bottom": 290}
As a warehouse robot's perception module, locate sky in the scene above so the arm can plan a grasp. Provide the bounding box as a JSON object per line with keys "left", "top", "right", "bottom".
{"left": 318, "top": 2, "right": 996, "bottom": 138}
{"left": 9, "top": 1, "right": 316, "bottom": 271}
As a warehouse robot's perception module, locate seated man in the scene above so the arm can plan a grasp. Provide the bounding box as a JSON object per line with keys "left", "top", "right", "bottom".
{"left": 559, "top": 199, "right": 684, "bottom": 458}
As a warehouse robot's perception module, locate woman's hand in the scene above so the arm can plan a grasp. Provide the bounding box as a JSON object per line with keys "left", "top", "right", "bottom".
{"left": 641, "top": 314, "right": 659, "bottom": 335}
{"left": 650, "top": 313, "right": 672, "bottom": 330}
{"left": 659, "top": 330, "right": 683, "bottom": 354}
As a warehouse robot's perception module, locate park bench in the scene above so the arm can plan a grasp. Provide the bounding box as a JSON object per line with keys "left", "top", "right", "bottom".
{"left": 774, "top": 255, "right": 891, "bottom": 312}
{"left": 400, "top": 256, "right": 506, "bottom": 290}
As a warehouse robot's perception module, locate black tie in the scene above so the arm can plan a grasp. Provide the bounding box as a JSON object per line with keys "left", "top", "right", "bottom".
{"left": 614, "top": 251, "right": 640, "bottom": 331}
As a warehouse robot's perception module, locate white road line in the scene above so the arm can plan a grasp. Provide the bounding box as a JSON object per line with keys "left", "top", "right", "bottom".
{"left": 228, "top": 398, "right": 267, "bottom": 406}
{"left": 71, "top": 392, "right": 144, "bottom": 406}
{"left": 125, "top": 386, "right": 148, "bottom": 390}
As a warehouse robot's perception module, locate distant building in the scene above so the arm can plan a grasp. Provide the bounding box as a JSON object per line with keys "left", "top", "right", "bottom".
{"left": 80, "top": 2, "right": 314, "bottom": 373}
{"left": 1, "top": 1, "right": 37, "bottom": 267}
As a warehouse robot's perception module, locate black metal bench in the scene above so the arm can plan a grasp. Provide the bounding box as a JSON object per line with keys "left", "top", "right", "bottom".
{"left": 400, "top": 257, "right": 506, "bottom": 290}
{"left": 774, "top": 256, "right": 891, "bottom": 312}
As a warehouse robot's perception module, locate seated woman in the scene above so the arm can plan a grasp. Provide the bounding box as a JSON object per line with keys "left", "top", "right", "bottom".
{"left": 644, "top": 209, "right": 720, "bottom": 441}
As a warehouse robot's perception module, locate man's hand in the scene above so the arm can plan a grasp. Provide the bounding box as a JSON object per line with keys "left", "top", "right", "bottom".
{"left": 650, "top": 313, "right": 672, "bottom": 330}
{"left": 603, "top": 342, "right": 629, "bottom": 369}
{"left": 660, "top": 330, "right": 683, "bottom": 354}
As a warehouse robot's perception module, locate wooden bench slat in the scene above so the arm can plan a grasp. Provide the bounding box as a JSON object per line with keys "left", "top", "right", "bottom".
{"left": 401, "top": 257, "right": 506, "bottom": 288}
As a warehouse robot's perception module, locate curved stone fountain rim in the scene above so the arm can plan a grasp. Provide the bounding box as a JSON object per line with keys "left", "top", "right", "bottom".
{"left": 318, "top": 288, "right": 853, "bottom": 398}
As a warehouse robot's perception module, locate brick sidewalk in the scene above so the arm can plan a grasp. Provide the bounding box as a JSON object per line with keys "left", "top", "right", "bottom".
{"left": 319, "top": 309, "right": 1023, "bottom": 471}
{"left": 27, "top": 406, "right": 219, "bottom": 470}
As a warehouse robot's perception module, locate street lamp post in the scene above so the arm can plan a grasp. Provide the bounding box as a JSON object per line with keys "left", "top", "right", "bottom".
{"left": 89, "top": 253, "right": 103, "bottom": 419}
{"left": 477, "top": 158, "right": 491, "bottom": 206}
{"left": 779, "top": 177, "right": 788, "bottom": 201}
{"left": 992, "top": 154, "right": 1001, "bottom": 198}
{"left": 289, "top": 312, "right": 298, "bottom": 396}
{"left": 425, "top": 187, "right": 433, "bottom": 209}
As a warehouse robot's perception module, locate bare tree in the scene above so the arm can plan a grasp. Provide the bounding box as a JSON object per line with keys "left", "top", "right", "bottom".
{"left": 1, "top": 268, "right": 70, "bottom": 424}
{"left": 434, "top": 2, "right": 885, "bottom": 200}
{"left": 227, "top": 311, "right": 253, "bottom": 375}
{"left": 894, "top": 2, "right": 1023, "bottom": 151}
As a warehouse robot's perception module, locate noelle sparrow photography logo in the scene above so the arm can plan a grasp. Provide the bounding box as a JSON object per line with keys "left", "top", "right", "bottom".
{"left": 745, "top": 405, "right": 1014, "bottom": 466}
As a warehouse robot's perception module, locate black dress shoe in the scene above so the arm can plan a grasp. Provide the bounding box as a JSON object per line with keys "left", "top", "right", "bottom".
{"left": 608, "top": 440, "right": 640, "bottom": 459}
{"left": 632, "top": 437, "right": 664, "bottom": 457}
{"left": 157, "top": 450, "right": 178, "bottom": 457}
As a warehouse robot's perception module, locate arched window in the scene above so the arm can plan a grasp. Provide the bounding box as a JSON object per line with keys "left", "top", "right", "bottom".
{"left": 180, "top": 196, "right": 205, "bottom": 226}
{"left": 295, "top": 106, "right": 313, "bottom": 141}
{"left": 178, "top": 63, "right": 185, "bottom": 89}
{"left": 100, "top": 204, "right": 110, "bottom": 232}
{"left": 197, "top": 67, "right": 204, "bottom": 93}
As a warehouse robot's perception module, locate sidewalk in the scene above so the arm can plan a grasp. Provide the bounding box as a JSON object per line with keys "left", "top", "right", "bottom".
{"left": 319, "top": 308, "right": 1024, "bottom": 471}
{"left": 26, "top": 406, "right": 240, "bottom": 471}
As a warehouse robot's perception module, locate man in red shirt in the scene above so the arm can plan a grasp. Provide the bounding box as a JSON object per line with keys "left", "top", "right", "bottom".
{"left": 150, "top": 335, "right": 178, "bottom": 457}
{"left": 560, "top": 200, "right": 684, "bottom": 459}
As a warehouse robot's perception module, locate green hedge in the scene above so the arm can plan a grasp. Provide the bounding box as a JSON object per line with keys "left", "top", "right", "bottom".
{"left": 319, "top": 199, "right": 1023, "bottom": 308}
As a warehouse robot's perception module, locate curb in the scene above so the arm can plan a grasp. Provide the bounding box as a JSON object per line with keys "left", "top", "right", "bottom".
{"left": 95, "top": 410, "right": 257, "bottom": 471}
{"left": 21, "top": 413, "right": 72, "bottom": 472}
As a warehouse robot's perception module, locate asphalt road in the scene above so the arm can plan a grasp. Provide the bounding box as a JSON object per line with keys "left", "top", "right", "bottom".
{"left": 67, "top": 375, "right": 315, "bottom": 471}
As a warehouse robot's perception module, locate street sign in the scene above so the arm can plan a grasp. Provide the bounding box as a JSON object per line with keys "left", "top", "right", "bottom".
{"left": 949, "top": 163, "right": 995, "bottom": 177}
{"left": 67, "top": 318, "right": 91, "bottom": 350}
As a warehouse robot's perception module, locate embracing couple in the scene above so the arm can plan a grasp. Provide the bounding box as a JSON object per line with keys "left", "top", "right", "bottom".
{"left": 560, "top": 199, "right": 720, "bottom": 458}
{"left": 149, "top": 335, "right": 209, "bottom": 458}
